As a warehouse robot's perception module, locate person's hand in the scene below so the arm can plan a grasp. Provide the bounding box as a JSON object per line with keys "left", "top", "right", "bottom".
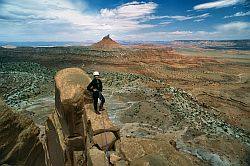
{"left": 93, "top": 89, "right": 97, "bottom": 92}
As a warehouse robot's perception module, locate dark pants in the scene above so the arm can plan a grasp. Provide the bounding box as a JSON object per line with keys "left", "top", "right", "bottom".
{"left": 93, "top": 91, "right": 105, "bottom": 111}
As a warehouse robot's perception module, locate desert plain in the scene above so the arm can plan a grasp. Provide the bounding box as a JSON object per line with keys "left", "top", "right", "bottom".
{"left": 0, "top": 39, "right": 249, "bottom": 165}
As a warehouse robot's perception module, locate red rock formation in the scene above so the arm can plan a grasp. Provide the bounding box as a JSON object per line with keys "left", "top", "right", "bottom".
{"left": 0, "top": 99, "right": 45, "bottom": 166}
{"left": 45, "top": 68, "right": 120, "bottom": 166}
{"left": 45, "top": 68, "right": 91, "bottom": 165}
{"left": 92, "top": 35, "right": 122, "bottom": 49}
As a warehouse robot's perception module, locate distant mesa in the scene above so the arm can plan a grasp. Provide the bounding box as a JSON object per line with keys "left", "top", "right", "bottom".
{"left": 92, "top": 34, "right": 122, "bottom": 49}
{"left": 1, "top": 45, "right": 17, "bottom": 49}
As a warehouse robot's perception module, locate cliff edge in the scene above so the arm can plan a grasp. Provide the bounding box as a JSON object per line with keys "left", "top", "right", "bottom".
{"left": 0, "top": 99, "right": 45, "bottom": 166}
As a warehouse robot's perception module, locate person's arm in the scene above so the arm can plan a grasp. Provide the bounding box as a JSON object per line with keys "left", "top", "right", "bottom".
{"left": 100, "top": 80, "right": 103, "bottom": 92}
{"left": 87, "top": 80, "right": 94, "bottom": 92}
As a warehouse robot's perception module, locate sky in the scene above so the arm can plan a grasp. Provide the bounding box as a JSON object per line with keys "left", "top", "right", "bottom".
{"left": 0, "top": 0, "right": 249, "bottom": 41}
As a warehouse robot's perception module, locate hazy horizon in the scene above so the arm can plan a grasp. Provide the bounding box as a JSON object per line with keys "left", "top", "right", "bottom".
{"left": 1, "top": 39, "right": 250, "bottom": 43}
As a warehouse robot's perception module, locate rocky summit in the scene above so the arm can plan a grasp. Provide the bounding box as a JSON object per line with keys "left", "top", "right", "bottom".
{"left": 92, "top": 34, "right": 122, "bottom": 49}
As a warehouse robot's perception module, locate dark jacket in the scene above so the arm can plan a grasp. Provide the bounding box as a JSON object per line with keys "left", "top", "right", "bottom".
{"left": 87, "top": 78, "right": 103, "bottom": 92}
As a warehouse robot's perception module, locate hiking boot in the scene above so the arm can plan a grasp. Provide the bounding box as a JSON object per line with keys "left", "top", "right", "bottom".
{"left": 99, "top": 108, "right": 105, "bottom": 111}
{"left": 95, "top": 110, "right": 101, "bottom": 114}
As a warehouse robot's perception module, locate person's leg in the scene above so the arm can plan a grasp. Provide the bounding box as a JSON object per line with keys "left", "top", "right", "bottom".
{"left": 99, "top": 92, "right": 105, "bottom": 111}
{"left": 93, "top": 92, "right": 100, "bottom": 114}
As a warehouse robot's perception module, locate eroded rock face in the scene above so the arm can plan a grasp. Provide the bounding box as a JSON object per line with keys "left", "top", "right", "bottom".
{"left": 0, "top": 99, "right": 45, "bottom": 166}
{"left": 46, "top": 68, "right": 120, "bottom": 166}
{"left": 130, "top": 154, "right": 170, "bottom": 166}
{"left": 93, "top": 132, "right": 117, "bottom": 150}
{"left": 89, "top": 147, "right": 109, "bottom": 166}
{"left": 46, "top": 68, "right": 91, "bottom": 165}
{"left": 85, "top": 103, "right": 119, "bottom": 135}
{"left": 116, "top": 137, "right": 208, "bottom": 166}
{"left": 54, "top": 67, "right": 91, "bottom": 137}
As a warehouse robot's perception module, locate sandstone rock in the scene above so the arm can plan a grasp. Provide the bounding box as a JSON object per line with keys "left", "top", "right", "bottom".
{"left": 73, "top": 151, "right": 85, "bottom": 166}
{"left": 45, "top": 68, "right": 120, "bottom": 166}
{"left": 67, "top": 136, "right": 84, "bottom": 151}
{"left": 110, "top": 153, "right": 122, "bottom": 164}
{"left": 55, "top": 68, "right": 90, "bottom": 137}
{"left": 45, "top": 115, "right": 66, "bottom": 166}
{"left": 0, "top": 99, "right": 45, "bottom": 166}
{"left": 45, "top": 68, "right": 94, "bottom": 166}
{"left": 93, "top": 132, "right": 117, "bottom": 150}
{"left": 130, "top": 154, "right": 169, "bottom": 166}
{"left": 89, "top": 147, "right": 109, "bottom": 166}
{"left": 92, "top": 35, "right": 122, "bottom": 49}
{"left": 24, "top": 141, "right": 46, "bottom": 166}
{"left": 118, "top": 137, "right": 207, "bottom": 166}
{"left": 114, "top": 160, "right": 129, "bottom": 166}
{"left": 85, "top": 103, "right": 119, "bottom": 135}
{"left": 118, "top": 138, "right": 145, "bottom": 161}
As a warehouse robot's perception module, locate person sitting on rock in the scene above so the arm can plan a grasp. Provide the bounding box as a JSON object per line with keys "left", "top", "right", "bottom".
{"left": 87, "top": 71, "right": 105, "bottom": 114}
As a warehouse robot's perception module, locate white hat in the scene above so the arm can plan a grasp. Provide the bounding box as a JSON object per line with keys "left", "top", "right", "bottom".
{"left": 93, "top": 71, "right": 100, "bottom": 76}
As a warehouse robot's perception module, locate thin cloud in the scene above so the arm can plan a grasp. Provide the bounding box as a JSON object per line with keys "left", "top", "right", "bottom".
{"left": 159, "top": 21, "right": 172, "bottom": 25}
{"left": 168, "top": 15, "right": 192, "bottom": 21}
{"left": 169, "top": 31, "right": 193, "bottom": 35}
{"left": 125, "top": 31, "right": 205, "bottom": 41}
{"left": 146, "top": 13, "right": 210, "bottom": 21}
{"left": 126, "top": 31, "right": 193, "bottom": 39}
{"left": 194, "top": 19, "right": 205, "bottom": 22}
{"left": 193, "top": 0, "right": 245, "bottom": 10}
{"left": 124, "top": 22, "right": 250, "bottom": 40}
{"left": 124, "top": 27, "right": 250, "bottom": 41}
{"left": 224, "top": 11, "right": 250, "bottom": 18}
{"left": 216, "top": 21, "right": 250, "bottom": 31}
{"left": 100, "top": 2, "right": 157, "bottom": 19}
